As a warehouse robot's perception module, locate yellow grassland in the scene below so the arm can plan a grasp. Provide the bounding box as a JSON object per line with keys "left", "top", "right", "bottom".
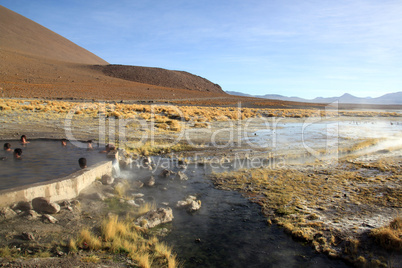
{"left": 1, "top": 99, "right": 400, "bottom": 126}
{"left": 211, "top": 158, "right": 401, "bottom": 264}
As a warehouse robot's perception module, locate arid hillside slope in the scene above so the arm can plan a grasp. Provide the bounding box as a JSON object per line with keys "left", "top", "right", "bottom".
{"left": 93, "top": 65, "right": 224, "bottom": 93}
{"left": 0, "top": 5, "right": 228, "bottom": 100}
{"left": 0, "top": 5, "right": 108, "bottom": 65}
{"left": 0, "top": 49, "right": 228, "bottom": 101}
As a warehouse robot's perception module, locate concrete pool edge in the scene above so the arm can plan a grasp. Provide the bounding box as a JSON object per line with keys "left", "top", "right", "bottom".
{"left": 0, "top": 160, "right": 113, "bottom": 207}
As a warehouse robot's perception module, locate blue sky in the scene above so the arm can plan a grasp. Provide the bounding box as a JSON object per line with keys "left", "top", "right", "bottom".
{"left": 2, "top": 0, "right": 402, "bottom": 99}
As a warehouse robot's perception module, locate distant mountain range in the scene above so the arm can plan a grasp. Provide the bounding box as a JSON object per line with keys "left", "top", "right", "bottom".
{"left": 226, "top": 91, "right": 402, "bottom": 105}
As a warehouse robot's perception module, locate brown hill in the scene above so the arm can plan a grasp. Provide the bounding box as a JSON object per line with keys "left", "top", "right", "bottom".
{"left": 0, "top": 5, "right": 229, "bottom": 99}
{"left": 0, "top": 5, "right": 108, "bottom": 65}
{"left": 93, "top": 65, "right": 223, "bottom": 93}
{"left": 0, "top": 48, "right": 233, "bottom": 101}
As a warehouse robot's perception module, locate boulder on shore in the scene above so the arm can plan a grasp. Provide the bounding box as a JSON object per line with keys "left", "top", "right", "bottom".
{"left": 176, "top": 171, "right": 188, "bottom": 181}
{"left": 32, "top": 197, "right": 60, "bottom": 214}
{"left": 135, "top": 207, "right": 173, "bottom": 229}
{"left": 101, "top": 174, "right": 115, "bottom": 185}
{"left": 160, "top": 169, "right": 175, "bottom": 178}
{"left": 0, "top": 207, "right": 17, "bottom": 221}
{"left": 176, "top": 195, "right": 201, "bottom": 212}
{"left": 144, "top": 176, "right": 155, "bottom": 187}
{"left": 12, "top": 201, "right": 33, "bottom": 212}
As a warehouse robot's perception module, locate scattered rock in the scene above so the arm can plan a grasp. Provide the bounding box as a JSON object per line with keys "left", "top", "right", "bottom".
{"left": 83, "top": 192, "right": 105, "bottom": 201}
{"left": 24, "top": 210, "right": 40, "bottom": 220}
{"left": 132, "top": 193, "right": 144, "bottom": 198}
{"left": 160, "top": 169, "right": 175, "bottom": 178}
{"left": 155, "top": 228, "right": 170, "bottom": 237}
{"left": 21, "top": 232, "right": 35, "bottom": 241}
{"left": 54, "top": 249, "right": 64, "bottom": 257}
{"left": 135, "top": 207, "right": 174, "bottom": 229}
{"left": 145, "top": 176, "right": 155, "bottom": 187}
{"left": 119, "top": 159, "right": 132, "bottom": 169}
{"left": 177, "top": 160, "right": 187, "bottom": 169}
{"left": 136, "top": 198, "right": 145, "bottom": 205}
{"left": 59, "top": 200, "right": 71, "bottom": 207}
{"left": 0, "top": 207, "right": 17, "bottom": 220}
{"left": 161, "top": 202, "right": 169, "bottom": 206}
{"left": 101, "top": 174, "right": 115, "bottom": 185}
{"left": 176, "top": 200, "right": 189, "bottom": 207}
{"left": 188, "top": 200, "right": 202, "bottom": 212}
{"left": 71, "top": 200, "right": 80, "bottom": 206}
{"left": 104, "top": 192, "right": 115, "bottom": 198}
{"left": 32, "top": 197, "right": 60, "bottom": 214}
{"left": 143, "top": 157, "right": 152, "bottom": 165}
{"left": 13, "top": 209, "right": 22, "bottom": 215}
{"left": 12, "top": 201, "right": 33, "bottom": 212}
{"left": 176, "top": 195, "right": 201, "bottom": 212}
{"left": 42, "top": 214, "right": 58, "bottom": 224}
{"left": 176, "top": 171, "right": 188, "bottom": 181}
{"left": 132, "top": 181, "right": 144, "bottom": 189}
{"left": 127, "top": 200, "right": 140, "bottom": 207}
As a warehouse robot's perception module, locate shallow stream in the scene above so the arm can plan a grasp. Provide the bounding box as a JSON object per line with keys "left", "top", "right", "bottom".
{"left": 121, "top": 162, "right": 349, "bottom": 267}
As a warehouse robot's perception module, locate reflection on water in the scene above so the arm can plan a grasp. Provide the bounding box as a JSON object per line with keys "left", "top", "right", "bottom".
{"left": 0, "top": 140, "right": 109, "bottom": 190}
{"left": 246, "top": 119, "right": 402, "bottom": 151}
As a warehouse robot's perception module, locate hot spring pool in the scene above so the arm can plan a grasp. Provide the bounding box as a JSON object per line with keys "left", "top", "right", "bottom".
{"left": 0, "top": 140, "right": 111, "bottom": 190}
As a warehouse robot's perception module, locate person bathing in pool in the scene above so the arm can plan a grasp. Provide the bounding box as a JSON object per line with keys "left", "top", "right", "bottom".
{"left": 3, "top": 143, "right": 11, "bottom": 152}
{"left": 20, "top": 135, "right": 29, "bottom": 144}
{"left": 87, "top": 140, "right": 93, "bottom": 150}
{"left": 13, "top": 148, "right": 22, "bottom": 159}
{"left": 78, "top": 157, "right": 87, "bottom": 169}
{"left": 1, "top": 143, "right": 12, "bottom": 160}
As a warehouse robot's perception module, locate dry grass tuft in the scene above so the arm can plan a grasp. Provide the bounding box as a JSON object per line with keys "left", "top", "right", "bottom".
{"left": 70, "top": 215, "right": 178, "bottom": 267}
{"left": 102, "top": 214, "right": 129, "bottom": 242}
{"left": 371, "top": 217, "right": 402, "bottom": 251}
{"left": 114, "top": 180, "right": 130, "bottom": 197}
{"left": 136, "top": 202, "right": 157, "bottom": 216}
{"left": 133, "top": 252, "right": 152, "bottom": 268}
{"left": 77, "top": 229, "right": 102, "bottom": 250}
{"left": 81, "top": 255, "right": 100, "bottom": 263}
{"left": 0, "top": 246, "right": 16, "bottom": 260}
{"left": 68, "top": 238, "right": 78, "bottom": 252}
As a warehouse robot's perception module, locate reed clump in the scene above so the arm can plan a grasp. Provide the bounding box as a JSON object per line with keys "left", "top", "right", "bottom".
{"left": 370, "top": 217, "right": 402, "bottom": 251}
{"left": 72, "top": 215, "right": 178, "bottom": 268}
